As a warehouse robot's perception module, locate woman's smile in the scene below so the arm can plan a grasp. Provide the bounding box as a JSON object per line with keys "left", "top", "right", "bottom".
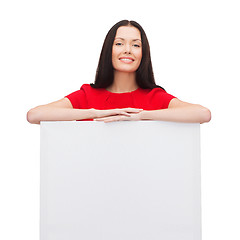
{"left": 119, "top": 57, "right": 135, "bottom": 63}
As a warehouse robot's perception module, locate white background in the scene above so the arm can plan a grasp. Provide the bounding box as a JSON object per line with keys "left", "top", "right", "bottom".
{"left": 0, "top": 0, "right": 239, "bottom": 239}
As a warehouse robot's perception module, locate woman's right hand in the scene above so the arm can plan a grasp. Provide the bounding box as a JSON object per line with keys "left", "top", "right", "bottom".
{"left": 93, "top": 108, "right": 144, "bottom": 118}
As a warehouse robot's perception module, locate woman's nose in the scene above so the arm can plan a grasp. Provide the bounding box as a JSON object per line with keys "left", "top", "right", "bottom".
{"left": 124, "top": 44, "right": 131, "bottom": 54}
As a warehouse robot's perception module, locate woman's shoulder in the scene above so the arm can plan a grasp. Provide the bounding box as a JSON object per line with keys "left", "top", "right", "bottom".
{"left": 79, "top": 83, "right": 95, "bottom": 92}
{"left": 139, "top": 87, "right": 176, "bottom": 100}
{"left": 80, "top": 83, "right": 106, "bottom": 95}
{"left": 139, "top": 87, "right": 166, "bottom": 95}
{"left": 80, "top": 83, "right": 91, "bottom": 90}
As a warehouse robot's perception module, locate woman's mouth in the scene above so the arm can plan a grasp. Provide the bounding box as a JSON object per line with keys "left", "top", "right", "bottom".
{"left": 119, "top": 57, "right": 134, "bottom": 63}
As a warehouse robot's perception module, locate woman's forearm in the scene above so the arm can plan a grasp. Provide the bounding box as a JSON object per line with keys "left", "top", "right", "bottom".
{"left": 27, "top": 107, "right": 96, "bottom": 124}
{"left": 139, "top": 105, "right": 211, "bottom": 124}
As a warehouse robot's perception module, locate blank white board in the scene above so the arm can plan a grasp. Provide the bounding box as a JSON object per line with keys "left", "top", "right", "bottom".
{"left": 40, "top": 121, "right": 201, "bottom": 240}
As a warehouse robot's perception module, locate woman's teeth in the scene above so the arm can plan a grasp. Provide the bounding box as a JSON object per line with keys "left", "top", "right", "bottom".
{"left": 120, "top": 58, "right": 133, "bottom": 62}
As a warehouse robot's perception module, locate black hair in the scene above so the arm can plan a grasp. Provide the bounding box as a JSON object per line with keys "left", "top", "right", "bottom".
{"left": 90, "top": 20, "right": 165, "bottom": 91}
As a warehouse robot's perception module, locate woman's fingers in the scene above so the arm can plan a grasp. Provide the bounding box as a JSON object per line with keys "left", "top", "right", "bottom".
{"left": 115, "top": 108, "right": 143, "bottom": 115}
{"left": 119, "top": 111, "right": 131, "bottom": 116}
{"left": 124, "top": 108, "right": 143, "bottom": 112}
{"left": 96, "top": 108, "right": 144, "bottom": 118}
{"left": 94, "top": 111, "right": 142, "bottom": 123}
{"left": 94, "top": 115, "right": 122, "bottom": 123}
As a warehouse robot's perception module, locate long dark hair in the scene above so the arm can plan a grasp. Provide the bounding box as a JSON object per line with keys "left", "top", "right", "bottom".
{"left": 90, "top": 20, "right": 165, "bottom": 91}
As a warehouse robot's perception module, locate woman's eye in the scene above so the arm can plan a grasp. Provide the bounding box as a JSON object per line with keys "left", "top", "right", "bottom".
{"left": 115, "top": 43, "right": 140, "bottom": 47}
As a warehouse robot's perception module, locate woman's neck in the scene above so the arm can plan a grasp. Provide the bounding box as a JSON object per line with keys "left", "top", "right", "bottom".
{"left": 106, "top": 71, "right": 139, "bottom": 93}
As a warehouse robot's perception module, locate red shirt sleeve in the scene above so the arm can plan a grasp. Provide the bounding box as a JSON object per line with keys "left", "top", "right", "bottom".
{"left": 64, "top": 84, "right": 88, "bottom": 109}
{"left": 148, "top": 88, "right": 177, "bottom": 109}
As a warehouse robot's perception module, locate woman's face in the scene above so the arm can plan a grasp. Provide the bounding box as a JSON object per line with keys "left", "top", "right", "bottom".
{"left": 112, "top": 26, "right": 142, "bottom": 73}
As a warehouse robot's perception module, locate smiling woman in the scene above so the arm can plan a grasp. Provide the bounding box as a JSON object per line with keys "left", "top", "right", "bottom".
{"left": 27, "top": 20, "right": 211, "bottom": 124}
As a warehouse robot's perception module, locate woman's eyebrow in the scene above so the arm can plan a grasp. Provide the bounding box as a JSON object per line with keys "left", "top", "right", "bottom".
{"left": 114, "top": 37, "right": 141, "bottom": 42}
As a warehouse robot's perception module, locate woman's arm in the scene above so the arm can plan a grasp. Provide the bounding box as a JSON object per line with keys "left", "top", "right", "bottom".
{"left": 26, "top": 98, "right": 97, "bottom": 124}
{"left": 139, "top": 98, "right": 211, "bottom": 124}
{"left": 27, "top": 98, "right": 143, "bottom": 124}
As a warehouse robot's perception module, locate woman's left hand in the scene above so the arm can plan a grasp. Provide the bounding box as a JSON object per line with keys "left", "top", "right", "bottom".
{"left": 93, "top": 112, "right": 142, "bottom": 123}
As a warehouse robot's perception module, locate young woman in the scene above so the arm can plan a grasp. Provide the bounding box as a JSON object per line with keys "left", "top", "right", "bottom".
{"left": 27, "top": 20, "right": 211, "bottom": 124}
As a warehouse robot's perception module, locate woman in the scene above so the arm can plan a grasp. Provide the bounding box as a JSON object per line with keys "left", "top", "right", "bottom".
{"left": 27, "top": 20, "right": 211, "bottom": 124}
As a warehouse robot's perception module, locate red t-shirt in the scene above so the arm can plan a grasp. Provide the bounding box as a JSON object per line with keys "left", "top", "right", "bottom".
{"left": 65, "top": 84, "right": 176, "bottom": 121}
